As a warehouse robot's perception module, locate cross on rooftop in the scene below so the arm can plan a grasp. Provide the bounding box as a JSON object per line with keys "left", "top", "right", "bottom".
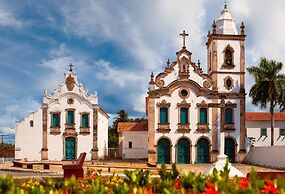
{"left": 69, "top": 63, "right": 73, "bottom": 72}
{"left": 224, "top": 0, "right": 228, "bottom": 9}
{"left": 180, "top": 30, "right": 189, "bottom": 49}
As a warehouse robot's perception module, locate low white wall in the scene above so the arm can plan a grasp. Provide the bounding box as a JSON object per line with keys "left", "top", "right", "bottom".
{"left": 245, "top": 146, "right": 285, "bottom": 169}
{"left": 122, "top": 131, "right": 148, "bottom": 159}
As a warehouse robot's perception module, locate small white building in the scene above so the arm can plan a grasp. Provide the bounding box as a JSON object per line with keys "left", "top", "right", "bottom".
{"left": 15, "top": 65, "right": 109, "bottom": 161}
{"left": 246, "top": 112, "right": 285, "bottom": 147}
{"left": 118, "top": 122, "right": 148, "bottom": 159}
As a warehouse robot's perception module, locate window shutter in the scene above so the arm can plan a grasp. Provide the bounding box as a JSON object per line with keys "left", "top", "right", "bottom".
{"left": 180, "top": 108, "right": 188, "bottom": 124}
{"left": 200, "top": 108, "right": 207, "bottom": 124}
{"left": 160, "top": 108, "right": 168, "bottom": 124}
{"left": 52, "top": 114, "right": 59, "bottom": 127}
{"left": 225, "top": 108, "right": 233, "bottom": 124}
{"left": 82, "top": 114, "right": 88, "bottom": 128}
{"left": 261, "top": 128, "right": 267, "bottom": 136}
{"left": 68, "top": 111, "right": 74, "bottom": 124}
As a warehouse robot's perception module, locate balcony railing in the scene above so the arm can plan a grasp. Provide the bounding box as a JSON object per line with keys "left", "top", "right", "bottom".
{"left": 79, "top": 127, "right": 90, "bottom": 135}
{"left": 157, "top": 123, "right": 170, "bottom": 133}
{"left": 50, "top": 127, "right": 60, "bottom": 135}
{"left": 197, "top": 123, "right": 210, "bottom": 133}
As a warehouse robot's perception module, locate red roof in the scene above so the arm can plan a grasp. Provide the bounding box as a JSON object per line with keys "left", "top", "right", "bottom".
{"left": 246, "top": 112, "right": 285, "bottom": 121}
{"left": 117, "top": 122, "right": 148, "bottom": 133}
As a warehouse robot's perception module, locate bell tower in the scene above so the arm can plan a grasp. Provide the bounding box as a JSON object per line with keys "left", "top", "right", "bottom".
{"left": 206, "top": 3, "right": 247, "bottom": 160}
{"left": 206, "top": 4, "right": 246, "bottom": 93}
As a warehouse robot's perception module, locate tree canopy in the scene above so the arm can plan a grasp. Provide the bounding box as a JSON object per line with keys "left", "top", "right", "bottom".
{"left": 108, "top": 109, "right": 147, "bottom": 148}
{"left": 247, "top": 58, "right": 285, "bottom": 145}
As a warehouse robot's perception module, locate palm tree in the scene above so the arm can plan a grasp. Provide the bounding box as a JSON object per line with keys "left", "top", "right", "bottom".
{"left": 247, "top": 58, "right": 285, "bottom": 146}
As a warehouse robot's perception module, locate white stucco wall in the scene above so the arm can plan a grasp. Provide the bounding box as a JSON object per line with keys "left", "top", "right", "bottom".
{"left": 15, "top": 109, "right": 42, "bottom": 161}
{"left": 122, "top": 131, "right": 148, "bottom": 159}
{"left": 97, "top": 111, "right": 109, "bottom": 158}
{"left": 245, "top": 146, "right": 285, "bottom": 169}
{"left": 246, "top": 121, "right": 285, "bottom": 147}
{"left": 154, "top": 86, "right": 241, "bottom": 163}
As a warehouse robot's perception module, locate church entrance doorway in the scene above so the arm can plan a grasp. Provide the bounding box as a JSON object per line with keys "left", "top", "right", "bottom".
{"left": 177, "top": 138, "right": 190, "bottom": 164}
{"left": 157, "top": 138, "right": 170, "bottom": 164}
{"left": 225, "top": 137, "right": 235, "bottom": 162}
{"left": 196, "top": 138, "right": 210, "bottom": 163}
{"left": 65, "top": 137, "right": 76, "bottom": 160}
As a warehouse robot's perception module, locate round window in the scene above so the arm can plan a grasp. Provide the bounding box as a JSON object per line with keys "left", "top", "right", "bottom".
{"left": 226, "top": 78, "right": 232, "bottom": 88}
{"left": 180, "top": 89, "right": 188, "bottom": 97}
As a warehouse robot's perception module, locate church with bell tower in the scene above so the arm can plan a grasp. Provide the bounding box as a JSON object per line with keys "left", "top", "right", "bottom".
{"left": 146, "top": 4, "right": 246, "bottom": 164}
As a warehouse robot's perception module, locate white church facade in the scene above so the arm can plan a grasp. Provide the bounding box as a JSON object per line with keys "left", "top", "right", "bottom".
{"left": 147, "top": 5, "right": 247, "bottom": 164}
{"left": 15, "top": 65, "right": 109, "bottom": 161}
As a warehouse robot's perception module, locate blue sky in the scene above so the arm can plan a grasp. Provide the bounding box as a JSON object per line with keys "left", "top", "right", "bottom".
{"left": 0, "top": 0, "right": 285, "bottom": 134}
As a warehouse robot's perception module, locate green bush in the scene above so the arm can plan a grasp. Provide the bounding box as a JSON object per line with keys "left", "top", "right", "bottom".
{"left": 0, "top": 164, "right": 284, "bottom": 193}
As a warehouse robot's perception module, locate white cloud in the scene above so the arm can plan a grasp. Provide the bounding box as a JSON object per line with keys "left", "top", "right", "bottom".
{"left": 39, "top": 44, "right": 88, "bottom": 92}
{"left": 61, "top": 0, "right": 206, "bottom": 71}
{"left": 0, "top": 99, "right": 41, "bottom": 134}
{"left": 93, "top": 60, "right": 144, "bottom": 88}
{"left": 0, "top": 5, "right": 22, "bottom": 28}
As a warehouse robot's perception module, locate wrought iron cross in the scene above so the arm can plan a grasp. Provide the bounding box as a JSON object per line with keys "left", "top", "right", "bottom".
{"left": 69, "top": 63, "right": 74, "bottom": 72}
{"left": 180, "top": 30, "right": 189, "bottom": 49}
{"left": 224, "top": 0, "right": 228, "bottom": 9}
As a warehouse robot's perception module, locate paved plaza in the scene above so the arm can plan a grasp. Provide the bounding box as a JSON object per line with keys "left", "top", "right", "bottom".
{"left": 0, "top": 160, "right": 284, "bottom": 179}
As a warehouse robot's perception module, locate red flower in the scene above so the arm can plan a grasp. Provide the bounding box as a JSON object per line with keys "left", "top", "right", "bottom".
{"left": 145, "top": 189, "right": 153, "bottom": 194}
{"left": 239, "top": 178, "right": 250, "bottom": 189}
{"left": 174, "top": 177, "right": 181, "bottom": 189}
{"left": 206, "top": 183, "right": 215, "bottom": 190}
{"left": 202, "top": 183, "right": 218, "bottom": 194}
{"left": 262, "top": 180, "right": 280, "bottom": 194}
{"left": 202, "top": 188, "right": 219, "bottom": 194}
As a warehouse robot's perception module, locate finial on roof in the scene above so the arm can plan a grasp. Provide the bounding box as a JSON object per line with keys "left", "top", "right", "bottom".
{"left": 224, "top": 0, "right": 228, "bottom": 9}
{"left": 212, "top": 20, "right": 217, "bottom": 34}
{"left": 69, "top": 63, "right": 74, "bottom": 72}
{"left": 198, "top": 60, "right": 201, "bottom": 68}
{"left": 179, "top": 30, "right": 189, "bottom": 49}
{"left": 240, "top": 21, "right": 245, "bottom": 35}
{"left": 149, "top": 72, "right": 154, "bottom": 84}
{"left": 166, "top": 59, "right": 170, "bottom": 67}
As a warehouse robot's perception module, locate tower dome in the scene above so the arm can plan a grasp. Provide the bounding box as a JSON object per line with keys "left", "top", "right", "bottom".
{"left": 216, "top": 4, "right": 238, "bottom": 35}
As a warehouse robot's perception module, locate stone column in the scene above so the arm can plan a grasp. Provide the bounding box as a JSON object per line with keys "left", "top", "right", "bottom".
{"left": 91, "top": 108, "right": 99, "bottom": 160}
{"left": 211, "top": 99, "right": 219, "bottom": 162}
{"left": 240, "top": 40, "right": 245, "bottom": 90}
{"left": 238, "top": 95, "right": 246, "bottom": 161}
{"left": 220, "top": 132, "right": 226, "bottom": 157}
{"left": 148, "top": 97, "right": 156, "bottom": 164}
{"left": 41, "top": 104, "right": 48, "bottom": 160}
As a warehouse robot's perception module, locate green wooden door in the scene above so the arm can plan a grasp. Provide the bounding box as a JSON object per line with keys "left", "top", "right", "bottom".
{"left": 225, "top": 138, "right": 235, "bottom": 162}
{"left": 197, "top": 138, "right": 209, "bottom": 163}
{"left": 178, "top": 138, "right": 190, "bottom": 164}
{"left": 157, "top": 138, "right": 170, "bottom": 164}
{"left": 65, "top": 137, "right": 76, "bottom": 160}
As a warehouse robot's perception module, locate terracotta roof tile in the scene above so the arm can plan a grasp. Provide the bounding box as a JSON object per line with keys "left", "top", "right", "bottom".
{"left": 117, "top": 122, "right": 148, "bottom": 132}
{"left": 246, "top": 112, "right": 285, "bottom": 121}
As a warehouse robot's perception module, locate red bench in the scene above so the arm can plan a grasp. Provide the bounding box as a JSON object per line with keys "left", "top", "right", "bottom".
{"left": 63, "top": 152, "right": 86, "bottom": 179}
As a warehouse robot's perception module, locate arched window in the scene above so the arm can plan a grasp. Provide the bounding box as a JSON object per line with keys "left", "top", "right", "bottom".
{"left": 223, "top": 45, "right": 234, "bottom": 68}
{"left": 225, "top": 49, "right": 232, "bottom": 65}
